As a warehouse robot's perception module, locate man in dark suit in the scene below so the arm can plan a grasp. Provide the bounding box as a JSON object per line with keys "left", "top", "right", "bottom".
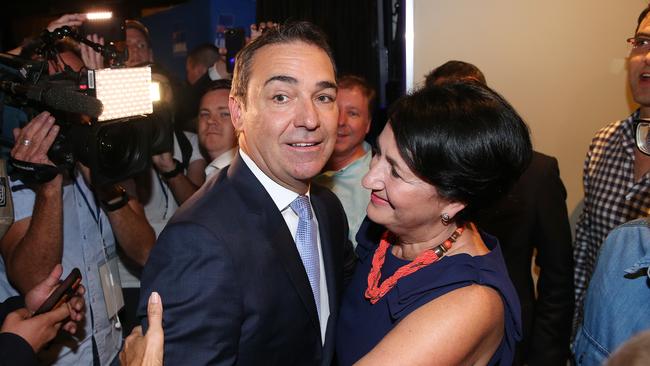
{"left": 426, "top": 61, "right": 574, "bottom": 366}
{"left": 138, "top": 21, "right": 355, "bottom": 365}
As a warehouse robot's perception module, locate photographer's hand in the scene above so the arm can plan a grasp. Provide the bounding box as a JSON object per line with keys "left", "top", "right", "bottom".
{"left": 11, "top": 112, "right": 59, "bottom": 168}
{"left": 80, "top": 34, "right": 105, "bottom": 70}
{"left": 151, "top": 152, "right": 205, "bottom": 205}
{"left": 1, "top": 111, "right": 64, "bottom": 294}
{"left": 151, "top": 152, "right": 175, "bottom": 173}
{"left": 47, "top": 13, "right": 87, "bottom": 32}
{"left": 249, "top": 21, "right": 278, "bottom": 43}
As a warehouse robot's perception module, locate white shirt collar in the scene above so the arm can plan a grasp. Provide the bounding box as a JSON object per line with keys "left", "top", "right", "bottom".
{"left": 204, "top": 148, "right": 237, "bottom": 178}
{"left": 208, "top": 64, "right": 226, "bottom": 81}
{"left": 209, "top": 148, "right": 236, "bottom": 169}
{"left": 239, "top": 149, "right": 309, "bottom": 212}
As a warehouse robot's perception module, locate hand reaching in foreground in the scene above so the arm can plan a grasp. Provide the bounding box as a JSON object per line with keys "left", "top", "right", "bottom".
{"left": 120, "top": 292, "right": 164, "bottom": 366}
{"left": 1, "top": 264, "right": 86, "bottom": 352}
{"left": 24, "top": 264, "right": 86, "bottom": 335}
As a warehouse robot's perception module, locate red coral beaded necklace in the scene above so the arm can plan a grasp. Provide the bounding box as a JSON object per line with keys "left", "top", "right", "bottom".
{"left": 364, "top": 224, "right": 465, "bottom": 304}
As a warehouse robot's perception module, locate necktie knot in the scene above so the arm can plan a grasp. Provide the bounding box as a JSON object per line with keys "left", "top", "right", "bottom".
{"left": 291, "top": 195, "right": 313, "bottom": 220}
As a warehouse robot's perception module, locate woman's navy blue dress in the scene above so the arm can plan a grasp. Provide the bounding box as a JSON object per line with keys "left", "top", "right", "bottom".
{"left": 336, "top": 219, "right": 522, "bottom": 366}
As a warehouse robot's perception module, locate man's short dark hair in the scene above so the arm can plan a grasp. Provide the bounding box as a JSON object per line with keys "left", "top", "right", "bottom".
{"left": 388, "top": 82, "right": 532, "bottom": 221}
{"left": 424, "top": 60, "right": 487, "bottom": 87}
{"left": 188, "top": 44, "right": 220, "bottom": 68}
{"left": 636, "top": 4, "right": 650, "bottom": 34}
{"left": 337, "top": 74, "right": 376, "bottom": 114}
{"left": 202, "top": 79, "right": 232, "bottom": 98}
{"left": 231, "top": 21, "right": 336, "bottom": 105}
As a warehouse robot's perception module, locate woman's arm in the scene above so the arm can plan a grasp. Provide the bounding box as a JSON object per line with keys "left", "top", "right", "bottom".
{"left": 356, "top": 284, "right": 505, "bottom": 366}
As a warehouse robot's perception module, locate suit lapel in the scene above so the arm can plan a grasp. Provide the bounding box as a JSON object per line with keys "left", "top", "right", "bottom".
{"left": 229, "top": 155, "right": 321, "bottom": 333}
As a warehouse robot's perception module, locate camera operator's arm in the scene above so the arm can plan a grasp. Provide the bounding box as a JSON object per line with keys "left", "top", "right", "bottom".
{"left": 7, "top": 14, "right": 87, "bottom": 58}
{"left": 0, "top": 112, "right": 64, "bottom": 294}
{"left": 79, "top": 171, "right": 156, "bottom": 267}
{"left": 101, "top": 184, "right": 155, "bottom": 266}
{"left": 152, "top": 152, "right": 206, "bottom": 205}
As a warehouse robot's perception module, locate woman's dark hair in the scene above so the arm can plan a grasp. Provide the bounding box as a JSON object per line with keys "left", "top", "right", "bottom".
{"left": 388, "top": 81, "right": 532, "bottom": 221}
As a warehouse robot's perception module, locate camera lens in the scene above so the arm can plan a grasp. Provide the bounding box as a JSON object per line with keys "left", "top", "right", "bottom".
{"left": 96, "top": 123, "right": 145, "bottom": 178}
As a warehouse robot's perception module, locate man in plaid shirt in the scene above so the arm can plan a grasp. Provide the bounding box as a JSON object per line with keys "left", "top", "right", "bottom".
{"left": 573, "top": 4, "right": 650, "bottom": 331}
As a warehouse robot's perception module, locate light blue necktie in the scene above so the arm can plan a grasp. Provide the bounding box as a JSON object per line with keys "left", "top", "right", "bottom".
{"left": 290, "top": 195, "right": 321, "bottom": 318}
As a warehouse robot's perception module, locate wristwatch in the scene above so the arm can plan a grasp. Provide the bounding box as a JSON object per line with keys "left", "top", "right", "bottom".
{"left": 160, "top": 159, "right": 183, "bottom": 179}
{"left": 100, "top": 185, "right": 129, "bottom": 212}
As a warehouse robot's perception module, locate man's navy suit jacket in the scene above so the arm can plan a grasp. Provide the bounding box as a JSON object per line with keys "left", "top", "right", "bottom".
{"left": 138, "top": 154, "right": 356, "bottom": 365}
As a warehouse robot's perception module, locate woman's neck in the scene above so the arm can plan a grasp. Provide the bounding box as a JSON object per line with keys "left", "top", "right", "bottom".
{"left": 392, "top": 223, "right": 461, "bottom": 260}
{"left": 392, "top": 222, "right": 488, "bottom": 260}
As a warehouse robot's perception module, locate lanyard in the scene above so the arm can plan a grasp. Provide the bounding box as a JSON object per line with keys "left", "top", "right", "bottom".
{"left": 155, "top": 172, "right": 170, "bottom": 220}
{"left": 73, "top": 177, "right": 103, "bottom": 237}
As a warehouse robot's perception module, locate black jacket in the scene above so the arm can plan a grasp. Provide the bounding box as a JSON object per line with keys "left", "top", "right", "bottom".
{"left": 476, "top": 151, "right": 574, "bottom": 366}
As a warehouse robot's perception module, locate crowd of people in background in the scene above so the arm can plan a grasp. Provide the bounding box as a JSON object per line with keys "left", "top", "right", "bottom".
{"left": 0, "top": 3, "right": 648, "bottom": 366}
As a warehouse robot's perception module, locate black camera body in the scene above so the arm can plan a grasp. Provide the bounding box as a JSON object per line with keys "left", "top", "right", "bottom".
{"left": 47, "top": 113, "right": 153, "bottom": 187}
{"left": 0, "top": 50, "right": 170, "bottom": 187}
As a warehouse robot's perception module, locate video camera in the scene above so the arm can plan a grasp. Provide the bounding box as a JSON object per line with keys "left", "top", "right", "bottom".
{"left": 0, "top": 23, "right": 175, "bottom": 187}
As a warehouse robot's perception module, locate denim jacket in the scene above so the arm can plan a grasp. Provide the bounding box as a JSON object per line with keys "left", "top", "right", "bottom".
{"left": 572, "top": 218, "right": 650, "bottom": 365}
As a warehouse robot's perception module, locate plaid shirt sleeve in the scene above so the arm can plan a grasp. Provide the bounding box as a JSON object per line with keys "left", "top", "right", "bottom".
{"left": 572, "top": 142, "right": 594, "bottom": 331}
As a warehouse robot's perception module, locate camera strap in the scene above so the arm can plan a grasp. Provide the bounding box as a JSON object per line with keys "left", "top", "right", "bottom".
{"left": 9, "top": 158, "right": 62, "bottom": 184}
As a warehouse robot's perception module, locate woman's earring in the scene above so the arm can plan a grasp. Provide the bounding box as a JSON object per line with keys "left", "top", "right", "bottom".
{"left": 441, "top": 213, "right": 451, "bottom": 225}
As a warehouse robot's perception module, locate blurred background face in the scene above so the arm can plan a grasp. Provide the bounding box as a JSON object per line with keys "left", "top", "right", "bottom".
{"left": 185, "top": 59, "right": 205, "bottom": 85}
{"left": 198, "top": 89, "right": 236, "bottom": 159}
{"left": 126, "top": 28, "right": 152, "bottom": 67}
{"left": 334, "top": 86, "right": 371, "bottom": 159}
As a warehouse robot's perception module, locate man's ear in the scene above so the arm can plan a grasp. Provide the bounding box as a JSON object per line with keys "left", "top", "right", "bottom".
{"left": 229, "top": 96, "right": 244, "bottom": 132}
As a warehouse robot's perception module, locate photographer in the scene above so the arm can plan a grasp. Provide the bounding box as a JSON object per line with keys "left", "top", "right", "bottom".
{"left": 0, "top": 111, "right": 155, "bottom": 365}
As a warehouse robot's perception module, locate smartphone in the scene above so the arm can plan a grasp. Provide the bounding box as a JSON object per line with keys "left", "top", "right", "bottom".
{"left": 34, "top": 268, "right": 82, "bottom": 316}
{"left": 225, "top": 27, "right": 245, "bottom": 73}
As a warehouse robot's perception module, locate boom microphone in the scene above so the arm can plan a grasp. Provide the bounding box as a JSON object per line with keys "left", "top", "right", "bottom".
{"left": 0, "top": 80, "right": 104, "bottom": 118}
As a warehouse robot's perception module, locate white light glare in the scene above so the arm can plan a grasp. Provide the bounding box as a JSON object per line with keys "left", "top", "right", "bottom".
{"left": 86, "top": 12, "right": 113, "bottom": 20}
{"left": 150, "top": 82, "right": 161, "bottom": 103}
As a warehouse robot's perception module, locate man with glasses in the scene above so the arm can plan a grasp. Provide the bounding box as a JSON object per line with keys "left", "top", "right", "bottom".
{"left": 572, "top": 120, "right": 650, "bottom": 365}
{"left": 573, "top": 4, "right": 650, "bottom": 333}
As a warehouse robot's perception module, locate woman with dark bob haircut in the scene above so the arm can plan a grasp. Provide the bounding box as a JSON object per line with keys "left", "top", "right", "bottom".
{"left": 336, "top": 81, "right": 531, "bottom": 365}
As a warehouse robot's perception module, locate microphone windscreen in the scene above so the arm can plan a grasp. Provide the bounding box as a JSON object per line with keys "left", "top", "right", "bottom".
{"left": 43, "top": 87, "right": 104, "bottom": 119}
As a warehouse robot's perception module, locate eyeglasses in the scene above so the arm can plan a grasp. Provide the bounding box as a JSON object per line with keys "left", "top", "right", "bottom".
{"left": 633, "top": 119, "right": 650, "bottom": 156}
{"left": 627, "top": 37, "right": 650, "bottom": 52}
